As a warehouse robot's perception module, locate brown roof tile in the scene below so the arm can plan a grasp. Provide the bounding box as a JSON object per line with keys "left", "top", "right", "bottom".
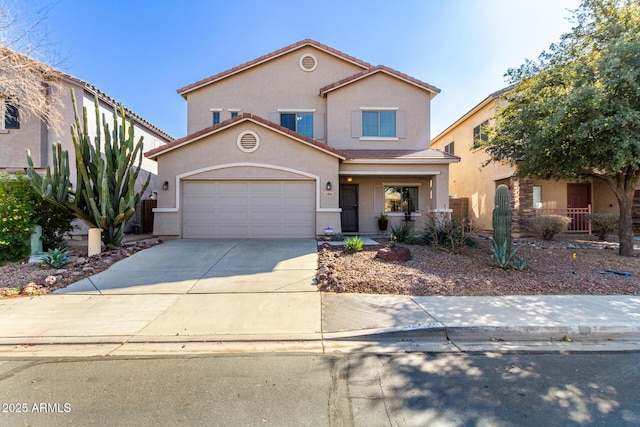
{"left": 176, "top": 39, "right": 372, "bottom": 97}
{"left": 319, "top": 65, "right": 441, "bottom": 97}
{"left": 145, "top": 113, "right": 349, "bottom": 159}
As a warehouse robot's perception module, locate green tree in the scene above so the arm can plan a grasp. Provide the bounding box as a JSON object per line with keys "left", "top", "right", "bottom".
{"left": 27, "top": 90, "right": 149, "bottom": 247}
{"left": 481, "top": 0, "right": 640, "bottom": 256}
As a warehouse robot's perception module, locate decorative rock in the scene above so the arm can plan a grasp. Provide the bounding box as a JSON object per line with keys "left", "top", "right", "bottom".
{"left": 376, "top": 247, "right": 412, "bottom": 262}
{"left": 44, "top": 275, "right": 57, "bottom": 286}
{"left": 21, "top": 283, "right": 37, "bottom": 295}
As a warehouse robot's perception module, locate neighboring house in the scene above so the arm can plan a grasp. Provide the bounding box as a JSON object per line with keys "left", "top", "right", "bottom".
{"left": 431, "top": 87, "right": 622, "bottom": 233}
{"left": 146, "top": 39, "right": 458, "bottom": 239}
{"left": 0, "top": 61, "right": 174, "bottom": 235}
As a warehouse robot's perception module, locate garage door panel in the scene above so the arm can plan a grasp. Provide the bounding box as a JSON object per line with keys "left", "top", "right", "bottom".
{"left": 182, "top": 180, "right": 315, "bottom": 238}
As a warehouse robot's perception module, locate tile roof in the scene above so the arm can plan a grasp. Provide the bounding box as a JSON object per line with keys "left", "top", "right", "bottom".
{"left": 60, "top": 73, "right": 175, "bottom": 142}
{"left": 343, "top": 149, "right": 459, "bottom": 161}
{"left": 176, "top": 39, "right": 372, "bottom": 97}
{"left": 145, "top": 113, "right": 349, "bottom": 160}
{"left": 319, "top": 65, "right": 441, "bottom": 97}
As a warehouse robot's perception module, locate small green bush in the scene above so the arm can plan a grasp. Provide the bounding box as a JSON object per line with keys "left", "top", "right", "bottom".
{"left": 0, "top": 174, "right": 76, "bottom": 251}
{"left": 529, "top": 215, "right": 571, "bottom": 240}
{"left": 39, "top": 247, "right": 71, "bottom": 269}
{"left": 585, "top": 213, "right": 618, "bottom": 241}
{"left": 0, "top": 196, "right": 34, "bottom": 261}
{"left": 343, "top": 236, "right": 363, "bottom": 252}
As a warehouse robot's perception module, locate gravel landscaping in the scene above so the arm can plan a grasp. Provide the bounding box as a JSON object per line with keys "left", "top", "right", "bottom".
{"left": 317, "top": 235, "right": 640, "bottom": 296}
{"left": 0, "top": 239, "right": 159, "bottom": 297}
{"left": 2, "top": 234, "right": 639, "bottom": 298}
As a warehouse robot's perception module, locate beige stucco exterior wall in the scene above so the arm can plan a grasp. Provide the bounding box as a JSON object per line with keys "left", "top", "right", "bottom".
{"left": 184, "top": 47, "right": 365, "bottom": 135}
{"left": 432, "top": 99, "right": 512, "bottom": 230}
{"left": 153, "top": 120, "right": 341, "bottom": 238}
{"left": 325, "top": 73, "right": 431, "bottom": 150}
{"left": 338, "top": 175, "right": 434, "bottom": 234}
{"left": 432, "top": 96, "right": 624, "bottom": 230}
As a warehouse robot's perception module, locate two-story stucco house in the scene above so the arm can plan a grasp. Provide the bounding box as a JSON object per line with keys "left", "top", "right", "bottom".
{"left": 1, "top": 56, "right": 174, "bottom": 234}
{"left": 431, "top": 87, "right": 623, "bottom": 233}
{"left": 146, "top": 40, "right": 459, "bottom": 239}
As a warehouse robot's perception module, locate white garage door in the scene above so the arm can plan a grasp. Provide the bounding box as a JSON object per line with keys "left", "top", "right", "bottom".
{"left": 182, "top": 180, "right": 316, "bottom": 238}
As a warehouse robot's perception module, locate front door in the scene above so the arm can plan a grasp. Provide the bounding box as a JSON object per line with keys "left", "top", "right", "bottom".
{"left": 340, "top": 184, "right": 359, "bottom": 232}
{"left": 567, "top": 183, "right": 591, "bottom": 231}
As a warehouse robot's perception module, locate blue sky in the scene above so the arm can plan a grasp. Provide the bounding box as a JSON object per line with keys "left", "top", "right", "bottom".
{"left": 21, "top": 0, "right": 580, "bottom": 139}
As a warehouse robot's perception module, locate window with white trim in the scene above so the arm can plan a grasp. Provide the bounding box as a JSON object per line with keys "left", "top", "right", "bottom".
{"left": 363, "top": 111, "right": 396, "bottom": 137}
{"left": 280, "top": 112, "right": 313, "bottom": 138}
{"left": 384, "top": 186, "right": 418, "bottom": 213}
{"left": 352, "top": 109, "right": 406, "bottom": 140}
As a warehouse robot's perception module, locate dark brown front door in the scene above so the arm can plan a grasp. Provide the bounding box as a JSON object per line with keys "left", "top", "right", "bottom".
{"left": 340, "top": 184, "right": 359, "bottom": 232}
{"left": 567, "top": 183, "right": 591, "bottom": 231}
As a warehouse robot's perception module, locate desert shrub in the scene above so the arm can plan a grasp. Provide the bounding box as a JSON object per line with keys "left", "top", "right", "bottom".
{"left": 422, "top": 213, "right": 478, "bottom": 253}
{"left": 391, "top": 222, "right": 416, "bottom": 244}
{"left": 0, "top": 174, "right": 75, "bottom": 251}
{"left": 343, "top": 236, "right": 363, "bottom": 252}
{"left": 585, "top": 213, "right": 618, "bottom": 241}
{"left": 39, "top": 247, "right": 71, "bottom": 268}
{"left": 529, "top": 215, "right": 571, "bottom": 240}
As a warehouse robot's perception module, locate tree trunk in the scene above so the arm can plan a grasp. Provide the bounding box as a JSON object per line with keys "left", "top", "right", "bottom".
{"left": 601, "top": 172, "right": 637, "bottom": 257}
{"left": 618, "top": 192, "right": 635, "bottom": 257}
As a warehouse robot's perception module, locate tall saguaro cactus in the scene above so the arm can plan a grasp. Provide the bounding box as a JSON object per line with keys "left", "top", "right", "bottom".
{"left": 492, "top": 184, "right": 512, "bottom": 254}
{"left": 27, "top": 90, "right": 149, "bottom": 247}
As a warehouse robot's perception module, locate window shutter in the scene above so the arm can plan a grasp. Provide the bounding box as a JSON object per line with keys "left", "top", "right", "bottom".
{"left": 351, "top": 111, "right": 361, "bottom": 138}
{"left": 268, "top": 112, "right": 279, "bottom": 124}
{"left": 396, "top": 110, "right": 407, "bottom": 139}
{"left": 313, "top": 113, "right": 324, "bottom": 140}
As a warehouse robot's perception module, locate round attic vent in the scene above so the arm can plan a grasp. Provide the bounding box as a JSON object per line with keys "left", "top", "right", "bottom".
{"left": 237, "top": 130, "right": 260, "bottom": 153}
{"left": 299, "top": 53, "right": 318, "bottom": 72}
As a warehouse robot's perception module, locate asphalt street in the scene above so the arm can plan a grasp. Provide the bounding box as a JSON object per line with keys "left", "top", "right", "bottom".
{"left": 1, "top": 351, "right": 639, "bottom": 426}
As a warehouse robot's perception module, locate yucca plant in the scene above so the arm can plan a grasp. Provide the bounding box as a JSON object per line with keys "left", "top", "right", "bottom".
{"left": 490, "top": 240, "right": 528, "bottom": 270}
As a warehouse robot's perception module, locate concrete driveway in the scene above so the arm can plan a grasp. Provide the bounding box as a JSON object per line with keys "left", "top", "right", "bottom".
{"left": 57, "top": 239, "right": 319, "bottom": 295}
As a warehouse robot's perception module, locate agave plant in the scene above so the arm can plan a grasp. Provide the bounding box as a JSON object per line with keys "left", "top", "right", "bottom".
{"left": 39, "top": 247, "right": 71, "bottom": 269}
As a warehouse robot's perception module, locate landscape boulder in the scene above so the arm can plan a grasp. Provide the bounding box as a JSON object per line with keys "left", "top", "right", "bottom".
{"left": 376, "top": 247, "right": 412, "bottom": 262}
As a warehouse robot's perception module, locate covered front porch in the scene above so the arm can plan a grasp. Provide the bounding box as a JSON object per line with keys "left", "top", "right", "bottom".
{"left": 337, "top": 149, "right": 459, "bottom": 235}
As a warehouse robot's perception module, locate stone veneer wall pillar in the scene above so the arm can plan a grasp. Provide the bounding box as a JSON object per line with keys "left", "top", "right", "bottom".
{"left": 510, "top": 177, "right": 534, "bottom": 234}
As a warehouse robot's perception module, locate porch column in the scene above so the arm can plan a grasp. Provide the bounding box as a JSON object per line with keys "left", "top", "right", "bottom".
{"left": 431, "top": 173, "right": 450, "bottom": 210}
{"left": 510, "top": 177, "right": 534, "bottom": 233}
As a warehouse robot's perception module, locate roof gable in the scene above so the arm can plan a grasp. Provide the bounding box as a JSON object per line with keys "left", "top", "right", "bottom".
{"left": 319, "top": 65, "right": 441, "bottom": 98}
{"left": 177, "top": 39, "right": 372, "bottom": 98}
{"left": 145, "top": 113, "right": 348, "bottom": 160}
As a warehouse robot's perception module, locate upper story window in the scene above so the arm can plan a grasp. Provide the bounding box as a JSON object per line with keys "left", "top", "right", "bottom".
{"left": 230, "top": 112, "right": 239, "bottom": 118}
{"left": 363, "top": 111, "right": 396, "bottom": 137}
{"left": 212, "top": 111, "right": 220, "bottom": 125}
{"left": 2, "top": 98, "right": 19, "bottom": 131}
{"left": 352, "top": 108, "right": 406, "bottom": 140}
{"left": 473, "top": 120, "right": 489, "bottom": 144}
{"left": 444, "top": 141, "right": 455, "bottom": 155}
{"left": 280, "top": 112, "right": 313, "bottom": 138}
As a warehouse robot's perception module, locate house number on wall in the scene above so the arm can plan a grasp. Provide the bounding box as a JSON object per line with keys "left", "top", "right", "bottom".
{"left": 324, "top": 191, "right": 334, "bottom": 197}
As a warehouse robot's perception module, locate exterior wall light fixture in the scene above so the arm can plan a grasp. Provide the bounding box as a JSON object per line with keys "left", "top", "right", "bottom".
{"left": 325, "top": 181, "right": 332, "bottom": 191}
{"left": 162, "top": 181, "right": 169, "bottom": 190}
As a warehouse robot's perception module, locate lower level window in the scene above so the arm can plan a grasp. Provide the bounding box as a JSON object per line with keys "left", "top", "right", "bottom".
{"left": 280, "top": 113, "right": 313, "bottom": 138}
{"left": 384, "top": 186, "right": 418, "bottom": 213}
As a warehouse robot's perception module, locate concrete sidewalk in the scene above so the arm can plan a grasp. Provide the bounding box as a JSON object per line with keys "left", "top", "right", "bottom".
{"left": 1, "top": 292, "right": 639, "bottom": 357}
{"left": 0, "top": 238, "right": 639, "bottom": 356}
